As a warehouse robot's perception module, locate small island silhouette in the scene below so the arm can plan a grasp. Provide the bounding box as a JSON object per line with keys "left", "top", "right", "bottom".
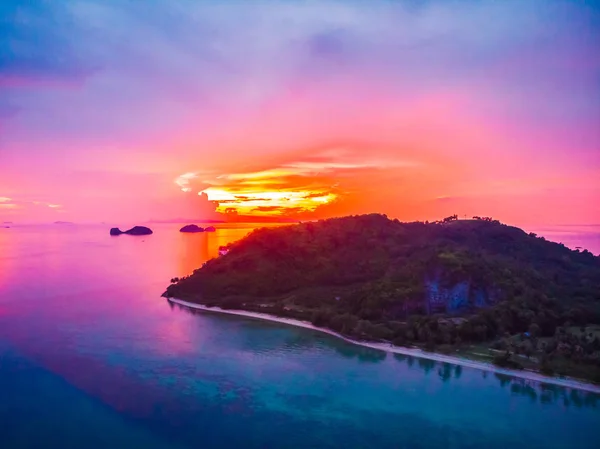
{"left": 180, "top": 224, "right": 204, "bottom": 233}
{"left": 110, "top": 226, "right": 153, "bottom": 236}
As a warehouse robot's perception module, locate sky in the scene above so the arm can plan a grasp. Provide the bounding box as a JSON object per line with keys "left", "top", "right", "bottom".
{"left": 0, "top": 0, "right": 599, "bottom": 225}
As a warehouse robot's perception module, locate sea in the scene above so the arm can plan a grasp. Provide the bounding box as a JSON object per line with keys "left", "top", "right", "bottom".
{"left": 0, "top": 223, "right": 599, "bottom": 449}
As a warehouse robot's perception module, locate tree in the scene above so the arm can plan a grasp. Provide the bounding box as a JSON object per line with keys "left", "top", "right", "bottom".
{"left": 528, "top": 323, "right": 541, "bottom": 338}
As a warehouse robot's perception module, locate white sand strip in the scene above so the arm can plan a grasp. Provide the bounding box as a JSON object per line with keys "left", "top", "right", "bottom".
{"left": 168, "top": 297, "right": 600, "bottom": 394}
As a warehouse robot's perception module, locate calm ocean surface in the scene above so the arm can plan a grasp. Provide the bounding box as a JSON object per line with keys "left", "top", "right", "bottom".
{"left": 0, "top": 223, "right": 599, "bottom": 449}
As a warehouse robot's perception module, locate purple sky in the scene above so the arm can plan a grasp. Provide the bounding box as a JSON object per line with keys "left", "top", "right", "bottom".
{"left": 1, "top": 0, "right": 599, "bottom": 224}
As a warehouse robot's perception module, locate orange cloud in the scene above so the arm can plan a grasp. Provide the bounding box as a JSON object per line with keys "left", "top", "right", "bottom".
{"left": 175, "top": 146, "right": 413, "bottom": 217}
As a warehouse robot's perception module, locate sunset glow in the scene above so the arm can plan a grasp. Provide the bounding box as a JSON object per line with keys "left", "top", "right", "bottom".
{"left": 174, "top": 152, "right": 387, "bottom": 215}
{"left": 3, "top": 3, "right": 600, "bottom": 446}
{"left": 0, "top": 0, "right": 598, "bottom": 226}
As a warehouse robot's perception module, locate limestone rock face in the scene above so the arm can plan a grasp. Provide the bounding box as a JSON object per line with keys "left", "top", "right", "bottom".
{"left": 424, "top": 277, "right": 498, "bottom": 314}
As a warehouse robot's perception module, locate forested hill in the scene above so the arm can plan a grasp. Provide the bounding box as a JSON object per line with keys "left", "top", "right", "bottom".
{"left": 166, "top": 214, "right": 599, "bottom": 315}
{"left": 165, "top": 214, "right": 600, "bottom": 381}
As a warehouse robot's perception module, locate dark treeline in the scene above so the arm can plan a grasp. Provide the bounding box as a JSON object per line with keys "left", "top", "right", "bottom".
{"left": 165, "top": 214, "right": 600, "bottom": 382}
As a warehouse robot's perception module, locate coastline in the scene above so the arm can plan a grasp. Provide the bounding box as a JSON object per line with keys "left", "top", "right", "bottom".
{"left": 168, "top": 297, "right": 600, "bottom": 394}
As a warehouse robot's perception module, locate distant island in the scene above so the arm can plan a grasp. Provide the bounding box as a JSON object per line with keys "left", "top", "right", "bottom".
{"left": 180, "top": 224, "right": 205, "bottom": 233}
{"left": 110, "top": 226, "right": 153, "bottom": 236}
{"left": 164, "top": 214, "right": 600, "bottom": 383}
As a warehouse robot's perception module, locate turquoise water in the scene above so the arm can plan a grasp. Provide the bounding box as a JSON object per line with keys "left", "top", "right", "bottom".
{"left": 0, "top": 224, "right": 598, "bottom": 448}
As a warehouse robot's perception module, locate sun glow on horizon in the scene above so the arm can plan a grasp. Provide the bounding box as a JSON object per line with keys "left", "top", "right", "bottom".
{"left": 200, "top": 187, "right": 337, "bottom": 216}
{"left": 171, "top": 152, "right": 376, "bottom": 217}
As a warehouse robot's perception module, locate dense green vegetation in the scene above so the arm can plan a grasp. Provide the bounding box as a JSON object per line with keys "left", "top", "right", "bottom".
{"left": 164, "top": 214, "right": 600, "bottom": 382}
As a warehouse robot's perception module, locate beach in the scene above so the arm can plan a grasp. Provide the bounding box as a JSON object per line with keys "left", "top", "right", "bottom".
{"left": 168, "top": 297, "right": 600, "bottom": 394}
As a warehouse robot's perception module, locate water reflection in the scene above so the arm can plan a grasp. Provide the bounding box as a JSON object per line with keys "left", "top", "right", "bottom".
{"left": 454, "top": 365, "right": 462, "bottom": 379}
{"left": 418, "top": 358, "right": 436, "bottom": 374}
{"left": 394, "top": 353, "right": 415, "bottom": 368}
{"left": 177, "top": 233, "right": 209, "bottom": 276}
{"left": 172, "top": 302, "right": 599, "bottom": 409}
{"left": 394, "top": 343, "right": 597, "bottom": 409}
{"left": 393, "top": 355, "right": 600, "bottom": 409}
{"left": 2, "top": 221, "right": 599, "bottom": 449}
{"left": 356, "top": 347, "right": 387, "bottom": 363}
{"left": 437, "top": 363, "right": 453, "bottom": 382}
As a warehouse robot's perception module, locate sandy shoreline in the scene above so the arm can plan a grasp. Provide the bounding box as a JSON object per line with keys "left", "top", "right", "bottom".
{"left": 168, "top": 297, "right": 600, "bottom": 394}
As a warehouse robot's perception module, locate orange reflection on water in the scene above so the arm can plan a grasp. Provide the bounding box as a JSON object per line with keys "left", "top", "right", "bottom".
{"left": 175, "top": 223, "right": 289, "bottom": 277}
{"left": 176, "top": 233, "right": 210, "bottom": 277}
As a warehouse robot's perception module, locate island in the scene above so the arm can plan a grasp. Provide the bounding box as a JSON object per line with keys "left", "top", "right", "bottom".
{"left": 164, "top": 214, "right": 600, "bottom": 384}
{"left": 180, "top": 224, "right": 204, "bottom": 233}
{"left": 110, "top": 226, "right": 153, "bottom": 236}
